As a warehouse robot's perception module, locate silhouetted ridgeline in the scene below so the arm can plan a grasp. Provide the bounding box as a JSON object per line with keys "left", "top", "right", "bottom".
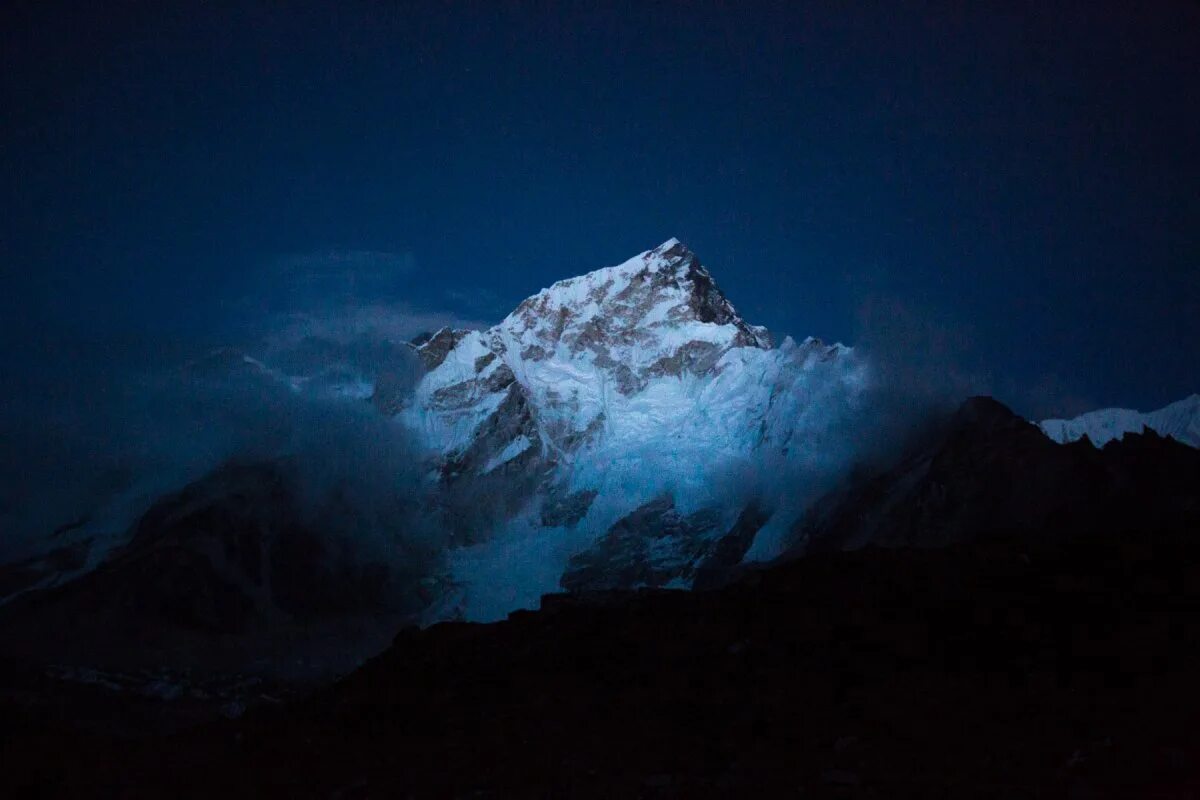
{"left": 3, "top": 397, "right": 1200, "bottom": 798}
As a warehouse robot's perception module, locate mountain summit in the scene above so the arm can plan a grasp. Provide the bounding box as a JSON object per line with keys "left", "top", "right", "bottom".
{"left": 498, "top": 238, "right": 772, "bottom": 365}
{"left": 393, "top": 240, "right": 866, "bottom": 619}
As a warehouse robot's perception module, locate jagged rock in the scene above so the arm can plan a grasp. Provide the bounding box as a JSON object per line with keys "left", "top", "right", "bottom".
{"left": 472, "top": 352, "right": 496, "bottom": 373}
{"left": 560, "top": 495, "right": 724, "bottom": 591}
{"left": 413, "top": 327, "right": 471, "bottom": 372}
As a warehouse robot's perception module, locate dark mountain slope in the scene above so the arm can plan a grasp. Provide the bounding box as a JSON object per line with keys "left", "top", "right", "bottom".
{"left": 5, "top": 397, "right": 1200, "bottom": 798}
{"left": 8, "top": 523, "right": 1200, "bottom": 798}
{"left": 798, "top": 396, "right": 1200, "bottom": 552}
{"left": 0, "top": 461, "right": 434, "bottom": 680}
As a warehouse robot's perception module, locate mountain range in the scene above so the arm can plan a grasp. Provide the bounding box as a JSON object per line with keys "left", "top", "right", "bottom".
{"left": 3, "top": 240, "right": 1200, "bottom": 797}
{"left": 0, "top": 239, "right": 1197, "bottom": 688}
{"left": 1040, "top": 393, "right": 1200, "bottom": 448}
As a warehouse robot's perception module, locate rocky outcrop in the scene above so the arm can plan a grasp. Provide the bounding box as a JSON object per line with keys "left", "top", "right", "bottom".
{"left": 561, "top": 496, "right": 771, "bottom": 592}
{"left": 412, "top": 327, "right": 472, "bottom": 372}
{"left": 560, "top": 496, "right": 720, "bottom": 591}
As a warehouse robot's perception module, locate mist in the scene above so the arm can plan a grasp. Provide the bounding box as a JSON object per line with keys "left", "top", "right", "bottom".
{"left": 729, "top": 298, "right": 992, "bottom": 563}
{"left": 0, "top": 249, "right": 478, "bottom": 585}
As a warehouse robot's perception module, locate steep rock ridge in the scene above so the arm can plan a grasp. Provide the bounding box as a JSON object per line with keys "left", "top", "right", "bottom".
{"left": 799, "top": 397, "right": 1200, "bottom": 554}
{"left": 1040, "top": 394, "right": 1200, "bottom": 449}
{"left": 394, "top": 239, "right": 867, "bottom": 619}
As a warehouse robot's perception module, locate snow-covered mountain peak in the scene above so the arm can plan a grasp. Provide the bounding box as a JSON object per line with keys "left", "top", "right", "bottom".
{"left": 411, "top": 326, "right": 472, "bottom": 371}
{"left": 401, "top": 241, "right": 793, "bottom": 461}
{"left": 487, "top": 239, "right": 771, "bottom": 379}
{"left": 400, "top": 240, "right": 861, "bottom": 467}
{"left": 392, "top": 240, "right": 866, "bottom": 619}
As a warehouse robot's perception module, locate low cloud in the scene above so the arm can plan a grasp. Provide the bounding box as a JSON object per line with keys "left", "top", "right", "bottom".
{"left": 0, "top": 246, "right": 482, "bottom": 572}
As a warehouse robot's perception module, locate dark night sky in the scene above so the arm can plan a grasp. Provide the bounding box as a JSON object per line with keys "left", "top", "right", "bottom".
{"left": 2, "top": 1, "right": 1197, "bottom": 417}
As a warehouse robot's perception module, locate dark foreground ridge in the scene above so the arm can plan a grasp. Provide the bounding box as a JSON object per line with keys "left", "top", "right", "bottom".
{"left": 6, "top": 531, "right": 1200, "bottom": 797}
{"left": 4, "top": 398, "right": 1200, "bottom": 797}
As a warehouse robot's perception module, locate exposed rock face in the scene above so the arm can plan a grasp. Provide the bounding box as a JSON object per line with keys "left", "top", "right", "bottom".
{"left": 413, "top": 327, "right": 471, "bottom": 372}
{"left": 692, "top": 503, "right": 773, "bottom": 589}
{"left": 561, "top": 496, "right": 772, "bottom": 592}
{"left": 500, "top": 239, "right": 771, "bottom": 371}
{"left": 560, "top": 495, "right": 722, "bottom": 591}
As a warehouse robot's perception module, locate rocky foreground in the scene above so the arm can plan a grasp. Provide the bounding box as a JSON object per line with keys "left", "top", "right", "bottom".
{"left": 6, "top": 518, "right": 1200, "bottom": 797}
{"left": 4, "top": 398, "right": 1200, "bottom": 797}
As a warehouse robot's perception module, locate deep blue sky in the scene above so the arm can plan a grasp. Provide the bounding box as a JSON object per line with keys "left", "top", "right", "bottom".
{"left": 2, "top": 1, "right": 1197, "bottom": 416}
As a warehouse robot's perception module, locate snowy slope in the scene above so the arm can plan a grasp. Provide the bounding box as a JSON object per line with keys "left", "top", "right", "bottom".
{"left": 394, "top": 239, "right": 869, "bottom": 619}
{"left": 1040, "top": 394, "right": 1200, "bottom": 449}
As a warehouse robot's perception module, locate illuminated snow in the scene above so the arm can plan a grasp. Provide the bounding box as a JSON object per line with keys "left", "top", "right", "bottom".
{"left": 401, "top": 239, "right": 870, "bottom": 620}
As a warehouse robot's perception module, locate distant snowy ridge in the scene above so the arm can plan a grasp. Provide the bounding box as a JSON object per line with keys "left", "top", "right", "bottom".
{"left": 1040, "top": 394, "right": 1200, "bottom": 449}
